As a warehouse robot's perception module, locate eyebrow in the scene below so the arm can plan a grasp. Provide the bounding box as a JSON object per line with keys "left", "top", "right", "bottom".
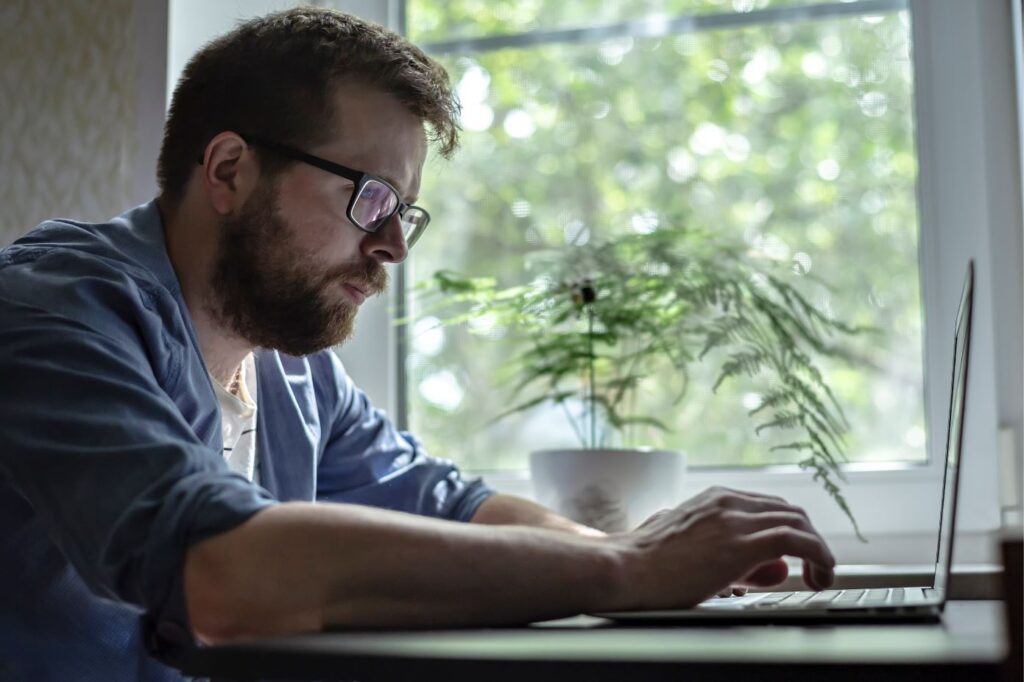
{"left": 379, "top": 173, "right": 407, "bottom": 197}
{"left": 388, "top": 179, "right": 418, "bottom": 206}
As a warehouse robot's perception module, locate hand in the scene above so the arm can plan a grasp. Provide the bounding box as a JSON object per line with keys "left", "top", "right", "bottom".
{"left": 609, "top": 486, "right": 835, "bottom": 611}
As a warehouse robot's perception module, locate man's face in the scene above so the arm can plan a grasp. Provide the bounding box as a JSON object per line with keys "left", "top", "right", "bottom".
{"left": 208, "top": 84, "right": 427, "bottom": 356}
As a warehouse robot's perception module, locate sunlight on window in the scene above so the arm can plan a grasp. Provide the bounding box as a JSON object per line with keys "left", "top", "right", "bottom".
{"left": 666, "top": 147, "right": 698, "bottom": 183}
{"left": 418, "top": 370, "right": 465, "bottom": 412}
{"left": 412, "top": 317, "right": 445, "bottom": 357}
{"left": 503, "top": 109, "right": 536, "bottom": 138}
{"left": 630, "top": 210, "right": 660, "bottom": 234}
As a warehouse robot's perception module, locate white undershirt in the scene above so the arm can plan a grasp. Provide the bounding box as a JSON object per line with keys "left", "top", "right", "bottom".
{"left": 211, "top": 353, "right": 260, "bottom": 484}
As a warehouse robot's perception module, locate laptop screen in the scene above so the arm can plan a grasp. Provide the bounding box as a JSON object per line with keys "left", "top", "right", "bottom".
{"left": 931, "top": 260, "right": 974, "bottom": 601}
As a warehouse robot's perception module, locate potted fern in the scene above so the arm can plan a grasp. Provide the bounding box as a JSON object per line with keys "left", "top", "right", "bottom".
{"left": 412, "top": 225, "right": 867, "bottom": 537}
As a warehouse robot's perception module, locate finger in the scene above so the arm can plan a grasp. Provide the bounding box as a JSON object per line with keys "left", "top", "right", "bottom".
{"left": 738, "top": 558, "right": 789, "bottom": 587}
{"left": 732, "top": 586, "right": 749, "bottom": 596}
{"left": 710, "top": 494, "right": 835, "bottom": 578}
{"left": 743, "top": 526, "right": 836, "bottom": 586}
{"left": 804, "top": 556, "right": 836, "bottom": 591}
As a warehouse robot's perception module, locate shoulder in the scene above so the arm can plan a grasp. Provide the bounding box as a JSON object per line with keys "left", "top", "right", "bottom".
{"left": 4, "top": 202, "right": 184, "bottom": 302}
{"left": 1, "top": 202, "right": 182, "bottom": 311}
{"left": 0, "top": 211, "right": 192, "bottom": 383}
{"left": 0, "top": 241, "right": 170, "bottom": 345}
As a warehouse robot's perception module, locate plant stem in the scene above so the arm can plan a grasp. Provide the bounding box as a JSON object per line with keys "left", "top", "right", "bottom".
{"left": 588, "top": 305, "right": 596, "bottom": 450}
{"left": 561, "top": 399, "right": 588, "bottom": 448}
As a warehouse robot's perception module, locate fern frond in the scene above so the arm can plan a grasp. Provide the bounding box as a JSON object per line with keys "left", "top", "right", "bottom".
{"left": 698, "top": 316, "right": 750, "bottom": 359}
{"left": 802, "top": 459, "right": 866, "bottom": 542}
{"left": 748, "top": 388, "right": 795, "bottom": 416}
{"left": 712, "top": 351, "right": 769, "bottom": 392}
{"left": 755, "top": 411, "right": 804, "bottom": 435}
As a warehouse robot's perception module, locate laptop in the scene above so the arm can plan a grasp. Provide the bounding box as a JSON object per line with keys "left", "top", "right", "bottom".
{"left": 596, "top": 260, "right": 975, "bottom": 624}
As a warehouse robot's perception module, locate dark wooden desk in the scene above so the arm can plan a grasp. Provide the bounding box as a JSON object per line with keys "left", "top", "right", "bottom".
{"left": 178, "top": 601, "right": 1008, "bottom": 681}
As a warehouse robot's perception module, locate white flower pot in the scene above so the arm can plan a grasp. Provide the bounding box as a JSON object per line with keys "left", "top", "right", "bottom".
{"left": 529, "top": 448, "right": 686, "bottom": 533}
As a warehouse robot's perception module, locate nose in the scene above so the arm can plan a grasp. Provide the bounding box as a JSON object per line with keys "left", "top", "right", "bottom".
{"left": 360, "top": 212, "right": 409, "bottom": 264}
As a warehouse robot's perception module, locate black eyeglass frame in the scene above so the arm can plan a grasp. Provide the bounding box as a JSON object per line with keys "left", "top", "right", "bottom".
{"left": 216, "top": 133, "right": 430, "bottom": 246}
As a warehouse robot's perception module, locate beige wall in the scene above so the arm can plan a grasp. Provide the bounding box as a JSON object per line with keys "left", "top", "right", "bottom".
{"left": 0, "top": 0, "right": 145, "bottom": 245}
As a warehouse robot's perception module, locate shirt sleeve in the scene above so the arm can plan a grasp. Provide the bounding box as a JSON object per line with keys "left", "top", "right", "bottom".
{"left": 0, "top": 253, "right": 276, "bottom": 660}
{"left": 312, "top": 350, "right": 495, "bottom": 522}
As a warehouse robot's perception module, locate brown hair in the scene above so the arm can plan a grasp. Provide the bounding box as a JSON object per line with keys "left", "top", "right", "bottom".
{"left": 156, "top": 7, "right": 460, "bottom": 203}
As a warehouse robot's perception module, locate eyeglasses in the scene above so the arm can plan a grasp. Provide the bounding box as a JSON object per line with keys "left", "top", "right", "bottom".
{"left": 238, "top": 134, "right": 430, "bottom": 248}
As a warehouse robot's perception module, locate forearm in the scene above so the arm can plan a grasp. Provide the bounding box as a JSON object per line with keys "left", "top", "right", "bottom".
{"left": 470, "top": 493, "right": 606, "bottom": 538}
{"left": 185, "top": 501, "right": 629, "bottom": 643}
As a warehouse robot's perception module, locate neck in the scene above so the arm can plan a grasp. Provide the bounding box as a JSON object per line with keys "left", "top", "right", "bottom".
{"left": 158, "top": 194, "right": 253, "bottom": 386}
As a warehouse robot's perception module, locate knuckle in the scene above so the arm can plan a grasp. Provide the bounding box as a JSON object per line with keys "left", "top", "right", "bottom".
{"left": 781, "top": 511, "right": 808, "bottom": 528}
{"left": 696, "top": 504, "right": 723, "bottom": 523}
{"left": 712, "top": 488, "right": 738, "bottom": 509}
{"left": 786, "top": 504, "right": 809, "bottom": 519}
{"left": 770, "top": 525, "right": 795, "bottom": 543}
{"left": 717, "top": 509, "right": 742, "bottom": 527}
{"left": 703, "top": 485, "right": 726, "bottom": 500}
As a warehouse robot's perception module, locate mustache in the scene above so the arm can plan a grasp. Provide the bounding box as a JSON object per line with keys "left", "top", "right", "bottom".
{"left": 325, "top": 259, "right": 388, "bottom": 296}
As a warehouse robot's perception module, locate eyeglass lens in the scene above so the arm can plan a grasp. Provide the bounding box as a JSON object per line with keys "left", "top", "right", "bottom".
{"left": 352, "top": 179, "right": 399, "bottom": 230}
{"left": 400, "top": 207, "right": 429, "bottom": 246}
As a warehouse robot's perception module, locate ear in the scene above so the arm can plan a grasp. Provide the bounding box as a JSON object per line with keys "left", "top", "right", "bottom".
{"left": 199, "top": 132, "right": 260, "bottom": 216}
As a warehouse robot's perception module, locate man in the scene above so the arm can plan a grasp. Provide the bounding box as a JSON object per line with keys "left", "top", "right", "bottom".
{"left": 0, "top": 8, "right": 835, "bottom": 680}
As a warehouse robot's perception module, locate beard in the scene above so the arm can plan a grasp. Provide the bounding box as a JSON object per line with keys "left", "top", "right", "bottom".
{"left": 206, "top": 180, "right": 389, "bottom": 357}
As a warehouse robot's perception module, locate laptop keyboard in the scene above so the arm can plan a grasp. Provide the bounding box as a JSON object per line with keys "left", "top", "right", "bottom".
{"left": 719, "top": 587, "right": 911, "bottom": 610}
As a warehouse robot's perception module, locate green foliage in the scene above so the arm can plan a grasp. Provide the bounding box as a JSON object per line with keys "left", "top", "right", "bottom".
{"left": 411, "top": 226, "right": 871, "bottom": 538}
{"left": 403, "top": 2, "right": 928, "bottom": 544}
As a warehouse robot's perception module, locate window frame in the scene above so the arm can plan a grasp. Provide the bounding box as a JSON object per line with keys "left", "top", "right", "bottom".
{"left": 330, "top": 0, "right": 1019, "bottom": 561}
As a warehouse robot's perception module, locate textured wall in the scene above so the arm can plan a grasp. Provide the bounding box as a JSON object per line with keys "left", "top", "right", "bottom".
{"left": 0, "top": 0, "right": 139, "bottom": 245}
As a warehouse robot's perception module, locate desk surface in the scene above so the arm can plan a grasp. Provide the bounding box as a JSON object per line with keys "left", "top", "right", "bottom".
{"left": 178, "top": 601, "right": 1008, "bottom": 681}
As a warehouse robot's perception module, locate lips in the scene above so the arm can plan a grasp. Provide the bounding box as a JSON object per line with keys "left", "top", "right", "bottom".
{"left": 332, "top": 262, "right": 387, "bottom": 305}
{"left": 341, "top": 283, "right": 368, "bottom": 304}
{"left": 346, "top": 282, "right": 368, "bottom": 296}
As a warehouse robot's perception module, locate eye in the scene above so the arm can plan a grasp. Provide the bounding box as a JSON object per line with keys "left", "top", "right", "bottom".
{"left": 363, "top": 183, "right": 387, "bottom": 201}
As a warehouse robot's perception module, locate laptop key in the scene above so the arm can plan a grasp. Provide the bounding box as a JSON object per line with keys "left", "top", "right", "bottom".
{"left": 833, "top": 589, "right": 866, "bottom": 603}
{"left": 806, "top": 590, "right": 842, "bottom": 605}
{"left": 863, "top": 588, "right": 890, "bottom": 603}
{"left": 753, "top": 592, "right": 795, "bottom": 607}
{"left": 773, "top": 592, "right": 819, "bottom": 608}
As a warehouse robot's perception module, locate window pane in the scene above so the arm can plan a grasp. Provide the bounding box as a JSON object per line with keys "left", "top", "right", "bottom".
{"left": 406, "top": 4, "right": 924, "bottom": 472}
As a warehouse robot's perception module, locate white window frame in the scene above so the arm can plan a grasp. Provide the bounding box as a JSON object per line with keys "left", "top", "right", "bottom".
{"left": 168, "top": 0, "right": 1022, "bottom": 563}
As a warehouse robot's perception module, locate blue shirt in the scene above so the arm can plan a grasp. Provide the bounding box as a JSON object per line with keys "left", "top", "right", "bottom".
{"left": 0, "top": 201, "right": 495, "bottom": 681}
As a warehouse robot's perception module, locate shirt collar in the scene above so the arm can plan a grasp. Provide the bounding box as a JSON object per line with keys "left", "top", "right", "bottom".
{"left": 111, "top": 199, "right": 185, "bottom": 297}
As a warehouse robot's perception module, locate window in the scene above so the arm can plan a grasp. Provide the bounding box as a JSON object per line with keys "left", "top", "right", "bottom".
{"left": 404, "top": 0, "right": 926, "bottom": 474}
